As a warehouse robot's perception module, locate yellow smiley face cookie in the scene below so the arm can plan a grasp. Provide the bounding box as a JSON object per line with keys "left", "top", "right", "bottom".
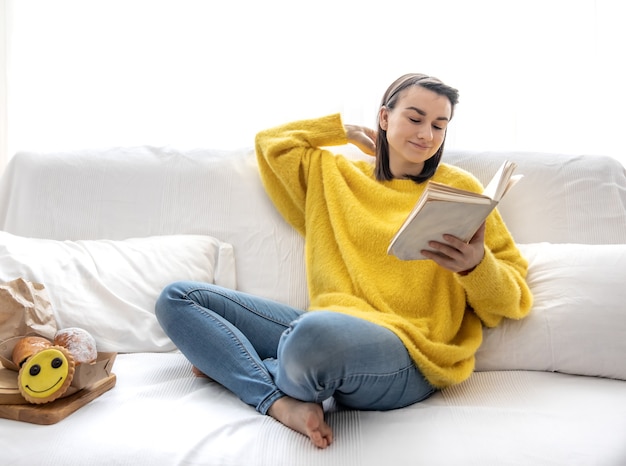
{"left": 18, "top": 346, "right": 75, "bottom": 404}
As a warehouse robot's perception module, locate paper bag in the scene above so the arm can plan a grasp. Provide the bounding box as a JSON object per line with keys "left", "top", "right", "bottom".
{"left": 0, "top": 278, "right": 58, "bottom": 370}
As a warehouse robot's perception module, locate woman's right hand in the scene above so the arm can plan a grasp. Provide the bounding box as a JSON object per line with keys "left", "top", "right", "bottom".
{"left": 345, "top": 124, "right": 377, "bottom": 156}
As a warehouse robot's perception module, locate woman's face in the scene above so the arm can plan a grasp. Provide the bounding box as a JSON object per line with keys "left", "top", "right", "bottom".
{"left": 379, "top": 85, "right": 452, "bottom": 178}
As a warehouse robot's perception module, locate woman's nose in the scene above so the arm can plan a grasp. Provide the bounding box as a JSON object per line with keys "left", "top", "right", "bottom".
{"left": 417, "top": 126, "right": 433, "bottom": 141}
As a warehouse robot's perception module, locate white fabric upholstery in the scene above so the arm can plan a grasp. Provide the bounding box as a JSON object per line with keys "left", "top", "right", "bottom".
{"left": 0, "top": 147, "right": 308, "bottom": 309}
{"left": 0, "top": 231, "right": 236, "bottom": 352}
{"left": 1, "top": 145, "right": 625, "bottom": 465}
{"left": 476, "top": 242, "right": 626, "bottom": 380}
{"left": 2, "top": 352, "right": 625, "bottom": 466}
{"left": 443, "top": 150, "right": 626, "bottom": 244}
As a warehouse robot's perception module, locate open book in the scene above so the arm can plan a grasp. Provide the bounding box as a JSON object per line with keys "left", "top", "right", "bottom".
{"left": 388, "top": 160, "right": 522, "bottom": 260}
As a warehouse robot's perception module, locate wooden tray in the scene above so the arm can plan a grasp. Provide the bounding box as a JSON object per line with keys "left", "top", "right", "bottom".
{"left": 0, "top": 373, "right": 116, "bottom": 425}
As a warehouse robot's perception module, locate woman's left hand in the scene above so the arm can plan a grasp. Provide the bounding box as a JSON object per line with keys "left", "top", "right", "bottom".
{"left": 345, "top": 124, "right": 377, "bottom": 156}
{"left": 421, "top": 222, "right": 486, "bottom": 274}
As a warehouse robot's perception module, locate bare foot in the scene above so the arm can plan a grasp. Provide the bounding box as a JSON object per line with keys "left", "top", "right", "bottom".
{"left": 268, "top": 396, "right": 333, "bottom": 449}
{"left": 191, "top": 366, "right": 212, "bottom": 379}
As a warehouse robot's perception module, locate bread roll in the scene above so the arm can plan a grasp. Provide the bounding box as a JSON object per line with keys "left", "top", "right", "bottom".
{"left": 54, "top": 327, "right": 98, "bottom": 365}
{"left": 12, "top": 336, "right": 52, "bottom": 367}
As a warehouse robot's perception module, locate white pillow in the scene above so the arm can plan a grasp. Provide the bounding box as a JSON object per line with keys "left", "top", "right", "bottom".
{"left": 475, "top": 242, "right": 626, "bottom": 380}
{"left": 0, "top": 231, "right": 236, "bottom": 353}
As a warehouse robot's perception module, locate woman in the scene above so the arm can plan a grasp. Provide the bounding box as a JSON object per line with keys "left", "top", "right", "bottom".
{"left": 155, "top": 73, "right": 533, "bottom": 449}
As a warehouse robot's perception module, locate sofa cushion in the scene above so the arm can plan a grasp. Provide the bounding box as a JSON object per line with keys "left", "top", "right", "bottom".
{"left": 475, "top": 242, "right": 626, "bottom": 380}
{"left": 443, "top": 150, "right": 626, "bottom": 245}
{"left": 0, "top": 231, "right": 236, "bottom": 353}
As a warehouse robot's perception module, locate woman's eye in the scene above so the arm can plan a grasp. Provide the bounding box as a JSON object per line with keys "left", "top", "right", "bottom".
{"left": 433, "top": 125, "right": 444, "bottom": 131}
{"left": 409, "top": 118, "right": 420, "bottom": 123}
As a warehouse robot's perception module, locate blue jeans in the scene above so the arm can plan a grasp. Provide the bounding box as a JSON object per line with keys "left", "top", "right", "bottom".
{"left": 155, "top": 282, "right": 435, "bottom": 414}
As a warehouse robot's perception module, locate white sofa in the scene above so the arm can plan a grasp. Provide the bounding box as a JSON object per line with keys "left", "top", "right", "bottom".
{"left": 0, "top": 143, "right": 625, "bottom": 465}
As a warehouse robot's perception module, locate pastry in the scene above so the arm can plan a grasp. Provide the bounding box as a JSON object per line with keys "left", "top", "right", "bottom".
{"left": 53, "top": 327, "right": 98, "bottom": 365}
{"left": 18, "top": 345, "right": 75, "bottom": 404}
{"left": 11, "top": 336, "right": 52, "bottom": 368}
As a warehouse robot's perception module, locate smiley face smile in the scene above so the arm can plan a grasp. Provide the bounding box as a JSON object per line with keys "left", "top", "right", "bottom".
{"left": 25, "top": 376, "right": 63, "bottom": 393}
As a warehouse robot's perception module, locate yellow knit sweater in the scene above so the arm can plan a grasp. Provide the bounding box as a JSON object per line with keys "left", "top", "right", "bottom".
{"left": 255, "top": 114, "right": 533, "bottom": 388}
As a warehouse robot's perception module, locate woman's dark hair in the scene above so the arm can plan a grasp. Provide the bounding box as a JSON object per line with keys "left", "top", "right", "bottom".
{"left": 374, "top": 73, "right": 459, "bottom": 183}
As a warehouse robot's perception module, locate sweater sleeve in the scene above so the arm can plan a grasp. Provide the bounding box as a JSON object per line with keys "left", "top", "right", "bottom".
{"left": 254, "top": 114, "right": 348, "bottom": 235}
{"left": 455, "top": 210, "right": 534, "bottom": 327}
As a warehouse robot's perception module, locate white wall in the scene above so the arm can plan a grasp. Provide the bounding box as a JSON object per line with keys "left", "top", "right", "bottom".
{"left": 3, "top": 0, "right": 626, "bottom": 167}
{"left": 0, "top": 0, "right": 8, "bottom": 168}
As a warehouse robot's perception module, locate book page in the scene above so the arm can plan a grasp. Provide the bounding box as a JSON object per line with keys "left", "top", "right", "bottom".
{"left": 482, "top": 160, "right": 518, "bottom": 200}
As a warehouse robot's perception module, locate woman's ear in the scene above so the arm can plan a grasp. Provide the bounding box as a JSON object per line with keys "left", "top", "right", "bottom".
{"left": 378, "top": 107, "right": 389, "bottom": 131}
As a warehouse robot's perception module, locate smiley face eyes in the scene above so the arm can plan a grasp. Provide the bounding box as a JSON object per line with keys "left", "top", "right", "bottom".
{"left": 28, "top": 357, "right": 64, "bottom": 376}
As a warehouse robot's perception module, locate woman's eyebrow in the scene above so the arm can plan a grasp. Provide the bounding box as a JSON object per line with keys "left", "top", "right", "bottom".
{"left": 405, "top": 106, "right": 450, "bottom": 121}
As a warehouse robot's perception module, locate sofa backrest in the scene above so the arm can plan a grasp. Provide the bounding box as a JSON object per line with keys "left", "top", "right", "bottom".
{"left": 1, "top": 146, "right": 625, "bottom": 308}
{"left": 0, "top": 147, "right": 309, "bottom": 308}
{"left": 443, "top": 149, "right": 626, "bottom": 245}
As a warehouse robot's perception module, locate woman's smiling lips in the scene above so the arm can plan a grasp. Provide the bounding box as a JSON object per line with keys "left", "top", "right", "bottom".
{"left": 409, "top": 140, "right": 430, "bottom": 150}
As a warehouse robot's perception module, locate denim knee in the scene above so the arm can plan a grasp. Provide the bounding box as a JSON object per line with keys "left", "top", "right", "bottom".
{"left": 274, "top": 312, "right": 351, "bottom": 393}
{"left": 279, "top": 312, "right": 337, "bottom": 367}
{"left": 155, "top": 281, "right": 188, "bottom": 325}
{"left": 274, "top": 311, "right": 435, "bottom": 409}
{"left": 278, "top": 311, "right": 382, "bottom": 364}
